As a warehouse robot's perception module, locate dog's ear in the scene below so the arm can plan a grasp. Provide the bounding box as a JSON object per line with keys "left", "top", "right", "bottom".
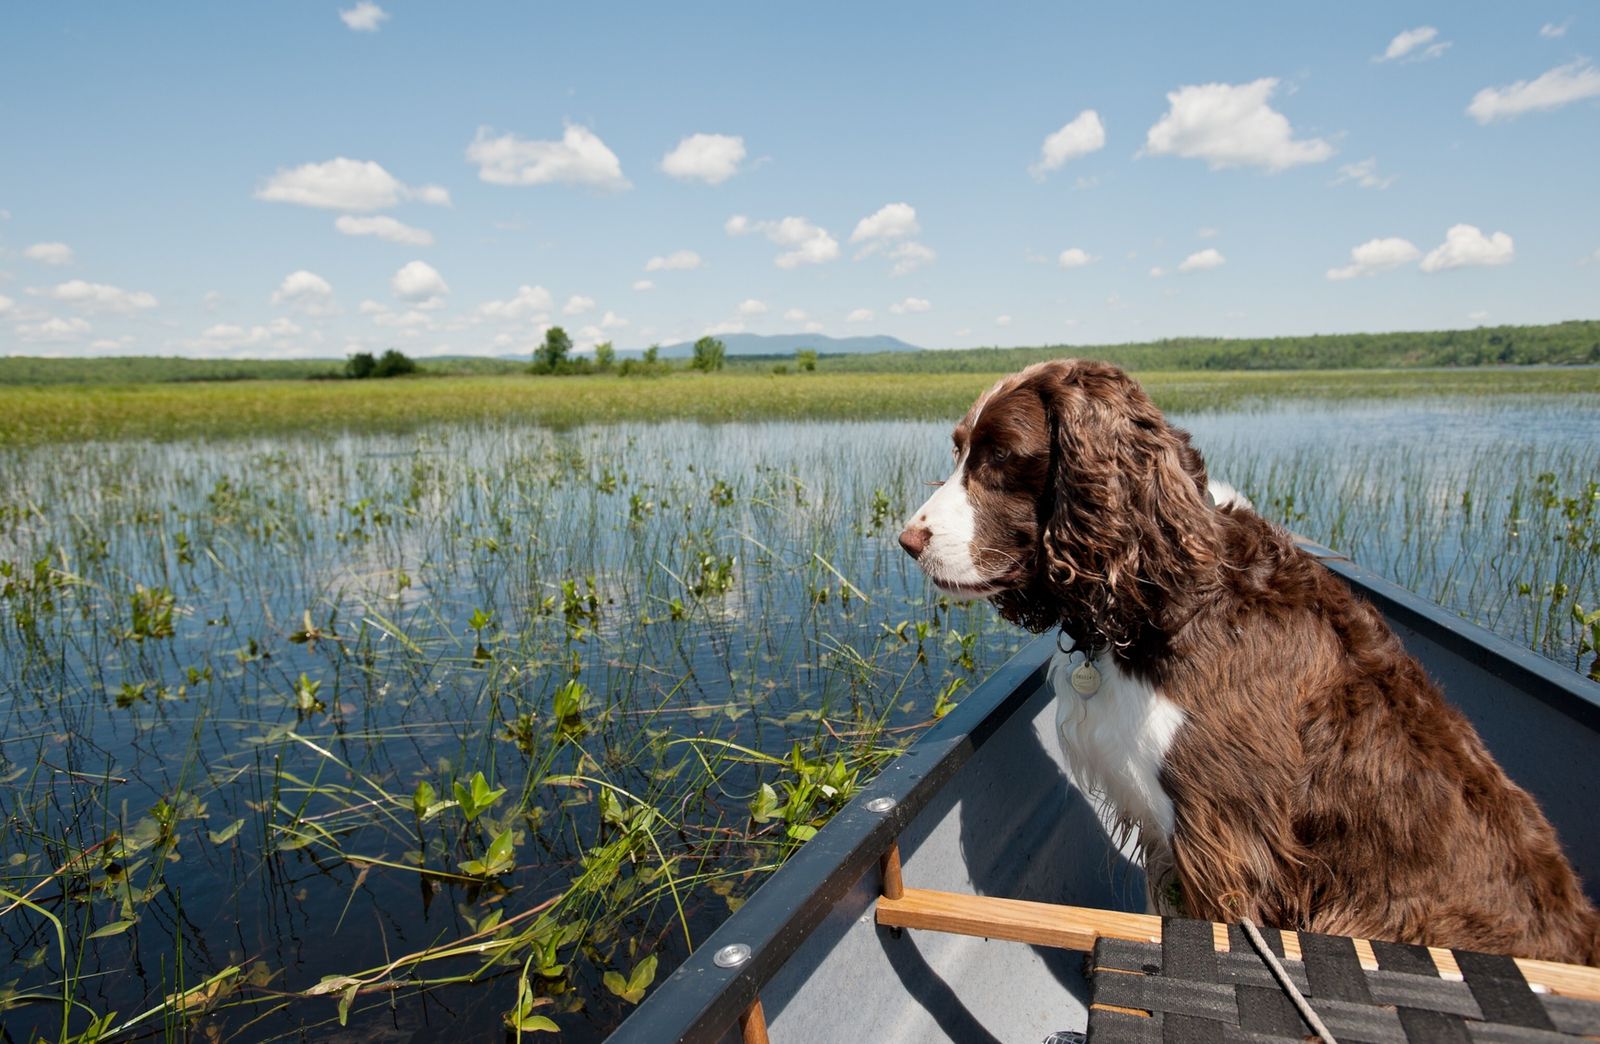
{"left": 1033, "top": 362, "right": 1220, "bottom": 641}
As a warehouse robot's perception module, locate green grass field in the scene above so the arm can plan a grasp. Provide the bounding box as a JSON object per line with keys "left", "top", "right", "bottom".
{"left": 7, "top": 366, "right": 1600, "bottom": 445}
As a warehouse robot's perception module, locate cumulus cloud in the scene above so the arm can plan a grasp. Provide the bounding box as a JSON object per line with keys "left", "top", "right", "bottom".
{"left": 1376, "top": 26, "right": 1449, "bottom": 62}
{"left": 392, "top": 260, "right": 449, "bottom": 306}
{"left": 1420, "top": 224, "right": 1514, "bottom": 272}
{"left": 1029, "top": 110, "right": 1106, "bottom": 179}
{"left": 599, "top": 310, "right": 629, "bottom": 329}
{"left": 335, "top": 214, "right": 434, "bottom": 245}
{"left": 270, "top": 270, "right": 335, "bottom": 314}
{"left": 24, "top": 242, "right": 74, "bottom": 265}
{"left": 563, "top": 294, "right": 595, "bottom": 316}
{"left": 38, "top": 280, "right": 158, "bottom": 314}
{"left": 995, "top": 315, "right": 1012, "bottom": 327}
{"left": 644, "top": 250, "right": 702, "bottom": 271}
{"left": 728, "top": 215, "right": 839, "bottom": 268}
{"left": 783, "top": 308, "right": 808, "bottom": 322}
{"left": 476, "top": 284, "right": 551, "bottom": 321}
{"left": 737, "top": 298, "right": 768, "bottom": 316}
{"left": 1326, "top": 237, "right": 1421, "bottom": 280}
{"left": 887, "top": 241, "right": 937, "bottom": 275}
{"left": 339, "top": 2, "right": 388, "bottom": 31}
{"left": 191, "top": 317, "right": 305, "bottom": 351}
{"left": 660, "top": 133, "right": 747, "bottom": 184}
{"left": 1149, "top": 266, "right": 1167, "bottom": 278}
{"left": 1058, "top": 247, "right": 1094, "bottom": 268}
{"left": 851, "top": 203, "right": 919, "bottom": 243}
{"left": 703, "top": 320, "right": 745, "bottom": 337}
{"left": 889, "top": 297, "right": 931, "bottom": 315}
{"left": 467, "top": 124, "right": 629, "bottom": 190}
{"left": 1467, "top": 60, "right": 1600, "bottom": 123}
{"left": 846, "top": 308, "right": 874, "bottom": 323}
{"left": 1332, "top": 157, "right": 1395, "bottom": 190}
{"left": 16, "top": 316, "right": 92, "bottom": 343}
{"left": 256, "top": 157, "right": 450, "bottom": 211}
{"left": 0, "top": 294, "right": 12, "bottom": 316}
{"left": 1145, "top": 79, "right": 1334, "bottom": 171}
{"left": 632, "top": 279, "right": 655, "bottom": 291}
{"left": 1539, "top": 22, "right": 1568, "bottom": 39}
{"left": 1178, "top": 248, "right": 1226, "bottom": 272}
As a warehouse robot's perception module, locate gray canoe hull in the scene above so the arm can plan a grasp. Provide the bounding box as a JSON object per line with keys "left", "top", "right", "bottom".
{"left": 615, "top": 549, "right": 1600, "bottom": 1043}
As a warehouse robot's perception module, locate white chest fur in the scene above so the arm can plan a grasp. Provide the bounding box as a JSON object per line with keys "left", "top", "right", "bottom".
{"left": 1050, "top": 648, "right": 1186, "bottom": 844}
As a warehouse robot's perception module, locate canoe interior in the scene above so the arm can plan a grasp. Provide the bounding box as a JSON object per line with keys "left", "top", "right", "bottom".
{"left": 613, "top": 552, "right": 1600, "bottom": 1044}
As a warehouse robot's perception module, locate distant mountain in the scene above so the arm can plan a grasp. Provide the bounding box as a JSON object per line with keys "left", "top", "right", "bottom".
{"left": 655, "top": 332, "right": 921, "bottom": 358}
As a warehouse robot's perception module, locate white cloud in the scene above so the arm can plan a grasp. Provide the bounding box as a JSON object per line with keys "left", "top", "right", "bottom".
{"left": 193, "top": 317, "right": 304, "bottom": 350}
{"left": 24, "top": 242, "right": 73, "bottom": 266}
{"left": 563, "top": 294, "right": 595, "bottom": 316}
{"left": 632, "top": 279, "right": 655, "bottom": 291}
{"left": 38, "top": 280, "right": 158, "bottom": 314}
{"left": 1029, "top": 110, "right": 1106, "bottom": 179}
{"left": 889, "top": 297, "right": 931, "bottom": 315}
{"left": 1145, "top": 78, "right": 1334, "bottom": 171}
{"left": 783, "top": 308, "right": 808, "bottom": 322}
{"left": 334, "top": 214, "right": 434, "bottom": 245}
{"left": 16, "top": 316, "right": 91, "bottom": 343}
{"left": 851, "top": 203, "right": 919, "bottom": 243}
{"left": 660, "top": 133, "right": 747, "bottom": 184}
{"left": 1468, "top": 309, "right": 1491, "bottom": 322}
{"left": 255, "top": 157, "right": 450, "bottom": 211}
{"left": 372, "top": 309, "right": 434, "bottom": 330}
{"left": 392, "top": 260, "right": 449, "bottom": 306}
{"left": 270, "top": 270, "right": 335, "bottom": 314}
{"left": 1326, "top": 237, "right": 1421, "bottom": 280}
{"left": 995, "top": 315, "right": 1012, "bottom": 327}
{"left": 467, "top": 124, "right": 629, "bottom": 190}
{"left": 1178, "top": 248, "right": 1226, "bottom": 272}
{"left": 599, "top": 310, "right": 629, "bottom": 329}
{"left": 846, "top": 308, "right": 874, "bottom": 323}
{"left": 803, "top": 320, "right": 824, "bottom": 333}
{"left": 1376, "top": 26, "right": 1449, "bottom": 62}
{"left": 730, "top": 216, "right": 839, "bottom": 268}
{"left": 1539, "top": 22, "right": 1568, "bottom": 39}
{"left": 1420, "top": 224, "right": 1514, "bottom": 272}
{"left": 737, "top": 298, "right": 768, "bottom": 316}
{"left": 644, "top": 250, "right": 702, "bottom": 271}
{"left": 887, "top": 241, "right": 936, "bottom": 275}
{"left": 1149, "top": 266, "right": 1167, "bottom": 278}
{"left": 703, "top": 319, "right": 745, "bottom": 337}
{"left": 1332, "top": 157, "right": 1395, "bottom": 190}
{"left": 359, "top": 298, "right": 387, "bottom": 315}
{"left": 1467, "top": 60, "right": 1600, "bottom": 123}
{"left": 1058, "top": 247, "right": 1094, "bottom": 269}
{"left": 339, "top": 2, "right": 388, "bottom": 31}
{"left": 1197, "top": 227, "right": 1220, "bottom": 238}
{"left": 476, "top": 284, "right": 551, "bottom": 321}
{"left": 0, "top": 294, "right": 12, "bottom": 316}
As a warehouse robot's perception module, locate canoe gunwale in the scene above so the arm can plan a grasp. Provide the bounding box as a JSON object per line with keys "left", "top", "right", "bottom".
{"left": 1301, "top": 543, "right": 1600, "bottom": 730}
{"left": 606, "top": 630, "right": 1058, "bottom": 1043}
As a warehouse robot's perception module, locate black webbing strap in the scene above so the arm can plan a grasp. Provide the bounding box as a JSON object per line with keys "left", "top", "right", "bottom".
{"left": 1300, "top": 930, "right": 1375, "bottom": 1004}
{"left": 1454, "top": 948, "right": 1557, "bottom": 1030}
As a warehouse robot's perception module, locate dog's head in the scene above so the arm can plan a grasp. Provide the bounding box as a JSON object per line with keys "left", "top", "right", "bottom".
{"left": 898, "top": 359, "right": 1220, "bottom": 642}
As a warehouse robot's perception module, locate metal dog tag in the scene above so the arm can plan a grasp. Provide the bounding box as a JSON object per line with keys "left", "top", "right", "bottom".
{"left": 1070, "top": 661, "right": 1101, "bottom": 698}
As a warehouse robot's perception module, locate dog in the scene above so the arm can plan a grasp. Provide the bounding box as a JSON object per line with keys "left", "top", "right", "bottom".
{"left": 897, "top": 358, "right": 1600, "bottom": 964}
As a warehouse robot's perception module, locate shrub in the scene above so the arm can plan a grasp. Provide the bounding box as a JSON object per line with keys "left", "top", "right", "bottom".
{"left": 345, "top": 352, "right": 377, "bottom": 379}
{"left": 372, "top": 349, "right": 417, "bottom": 378}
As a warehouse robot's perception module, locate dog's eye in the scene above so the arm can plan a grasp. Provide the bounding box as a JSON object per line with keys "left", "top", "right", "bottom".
{"left": 990, "top": 449, "right": 1011, "bottom": 465}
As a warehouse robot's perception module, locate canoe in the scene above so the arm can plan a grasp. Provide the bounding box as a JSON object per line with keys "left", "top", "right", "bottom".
{"left": 609, "top": 545, "right": 1600, "bottom": 1043}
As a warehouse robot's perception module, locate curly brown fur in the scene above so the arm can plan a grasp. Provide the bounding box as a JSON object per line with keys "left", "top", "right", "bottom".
{"left": 902, "top": 358, "right": 1600, "bottom": 964}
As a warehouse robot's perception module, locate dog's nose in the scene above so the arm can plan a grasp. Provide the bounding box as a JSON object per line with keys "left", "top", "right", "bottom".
{"left": 898, "top": 524, "right": 931, "bottom": 559}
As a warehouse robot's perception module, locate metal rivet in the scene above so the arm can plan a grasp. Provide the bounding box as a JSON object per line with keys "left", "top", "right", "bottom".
{"left": 865, "top": 796, "right": 896, "bottom": 813}
{"left": 713, "top": 943, "right": 751, "bottom": 968}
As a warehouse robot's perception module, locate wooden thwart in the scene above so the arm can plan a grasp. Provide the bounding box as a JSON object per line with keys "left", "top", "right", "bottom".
{"left": 875, "top": 886, "right": 1600, "bottom": 1004}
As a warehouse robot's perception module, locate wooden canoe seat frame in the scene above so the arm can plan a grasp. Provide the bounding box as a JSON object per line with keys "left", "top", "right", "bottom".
{"left": 872, "top": 841, "right": 1600, "bottom": 1005}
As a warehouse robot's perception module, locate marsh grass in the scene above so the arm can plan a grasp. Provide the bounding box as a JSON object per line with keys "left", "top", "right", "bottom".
{"left": 0, "top": 393, "right": 1595, "bottom": 1040}
{"left": 3, "top": 366, "right": 1599, "bottom": 446}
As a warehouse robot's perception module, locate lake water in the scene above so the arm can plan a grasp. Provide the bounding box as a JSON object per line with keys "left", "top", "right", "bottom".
{"left": 0, "top": 395, "right": 1595, "bottom": 1040}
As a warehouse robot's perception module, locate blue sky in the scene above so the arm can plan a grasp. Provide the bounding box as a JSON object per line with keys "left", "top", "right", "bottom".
{"left": 1, "top": 3, "right": 1597, "bottom": 358}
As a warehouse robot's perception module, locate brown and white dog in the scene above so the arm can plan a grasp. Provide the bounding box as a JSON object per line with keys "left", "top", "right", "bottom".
{"left": 897, "top": 358, "right": 1600, "bottom": 965}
